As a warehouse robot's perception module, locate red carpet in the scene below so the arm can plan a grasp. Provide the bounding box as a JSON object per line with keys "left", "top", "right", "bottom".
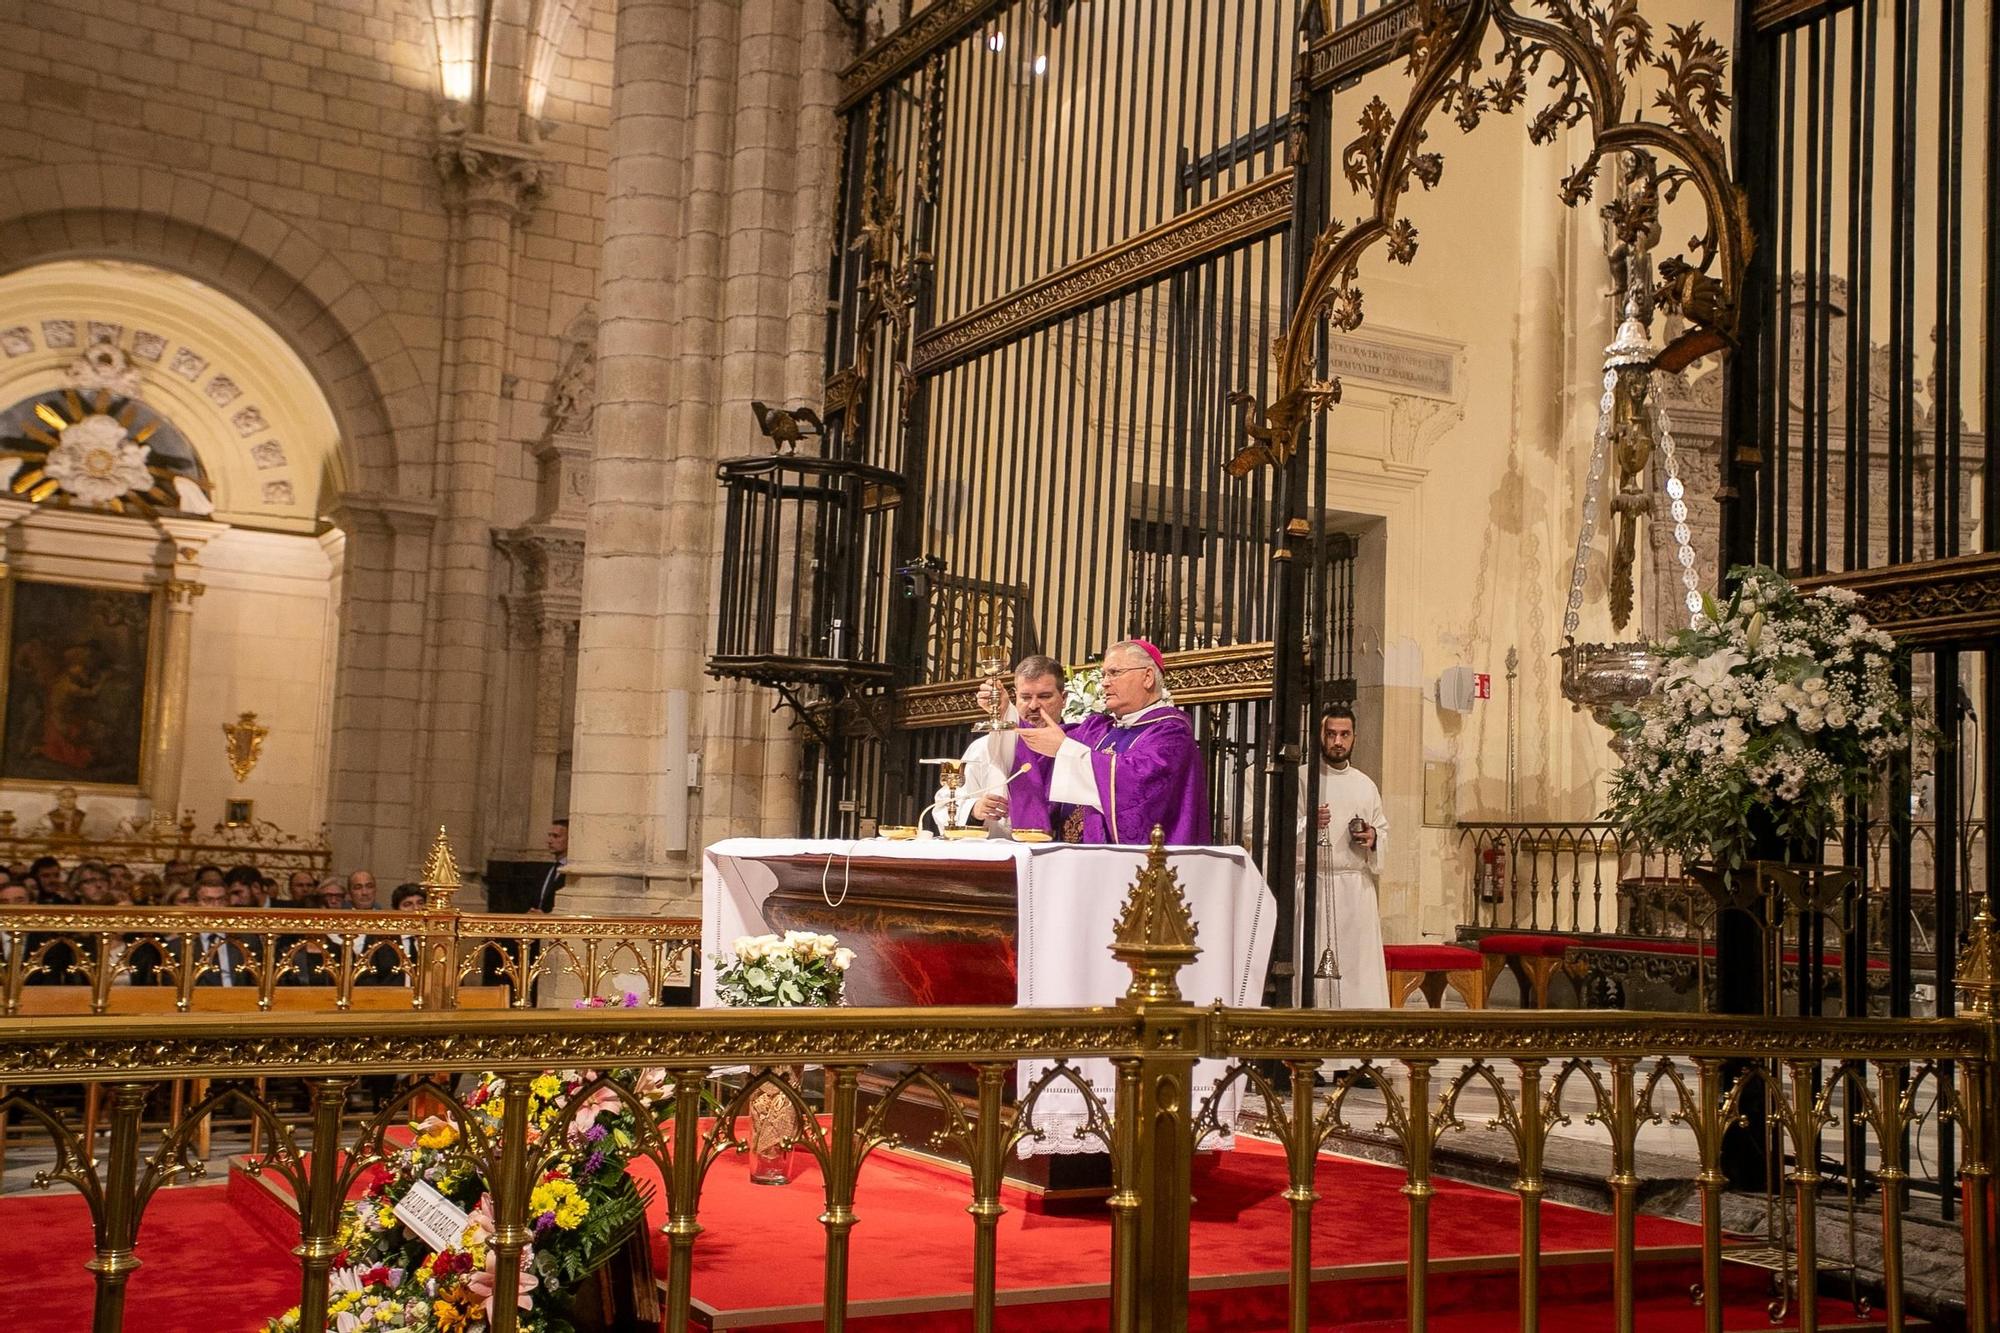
{"left": 635, "top": 1137, "right": 1883, "bottom": 1331}
{"left": 0, "top": 1181, "right": 302, "bottom": 1333}
{"left": 0, "top": 1136, "right": 1893, "bottom": 1332}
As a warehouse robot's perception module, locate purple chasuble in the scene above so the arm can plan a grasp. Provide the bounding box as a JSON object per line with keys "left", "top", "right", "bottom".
{"left": 1064, "top": 707, "right": 1210, "bottom": 844}
{"left": 999, "top": 748, "right": 1060, "bottom": 835}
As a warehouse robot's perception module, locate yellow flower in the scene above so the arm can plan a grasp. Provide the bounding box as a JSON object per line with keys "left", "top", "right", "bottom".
{"left": 554, "top": 1194, "right": 590, "bottom": 1229}
{"left": 530, "top": 1073, "right": 561, "bottom": 1100}
{"left": 432, "top": 1298, "right": 469, "bottom": 1331}
{"left": 416, "top": 1122, "right": 459, "bottom": 1150}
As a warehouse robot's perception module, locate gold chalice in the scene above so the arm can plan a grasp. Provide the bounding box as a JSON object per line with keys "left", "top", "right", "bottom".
{"left": 919, "top": 756, "right": 986, "bottom": 837}
{"left": 973, "top": 643, "right": 1015, "bottom": 734}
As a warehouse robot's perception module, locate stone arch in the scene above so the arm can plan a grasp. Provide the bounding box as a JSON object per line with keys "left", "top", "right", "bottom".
{"left": 0, "top": 162, "right": 434, "bottom": 501}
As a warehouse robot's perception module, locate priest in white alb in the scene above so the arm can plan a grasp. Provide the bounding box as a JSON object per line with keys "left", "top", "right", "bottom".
{"left": 1299, "top": 703, "right": 1389, "bottom": 1007}
{"left": 930, "top": 654, "right": 1068, "bottom": 834}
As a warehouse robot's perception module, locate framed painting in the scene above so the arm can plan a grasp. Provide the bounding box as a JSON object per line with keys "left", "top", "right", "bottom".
{"left": 0, "top": 580, "right": 158, "bottom": 789}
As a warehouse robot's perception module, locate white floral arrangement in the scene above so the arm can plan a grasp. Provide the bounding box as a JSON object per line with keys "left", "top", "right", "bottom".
{"left": 1605, "top": 565, "right": 1914, "bottom": 875}
{"left": 1060, "top": 660, "right": 1172, "bottom": 722}
{"left": 713, "top": 931, "right": 853, "bottom": 1007}
{"left": 1062, "top": 665, "right": 1105, "bottom": 722}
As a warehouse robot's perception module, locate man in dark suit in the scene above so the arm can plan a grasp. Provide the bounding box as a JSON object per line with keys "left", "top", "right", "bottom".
{"left": 358, "top": 883, "right": 426, "bottom": 986}
{"left": 507, "top": 820, "right": 567, "bottom": 1005}
{"left": 191, "top": 878, "right": 252, "bottom": 987}
{"left": 531, "top": 819, "right": 567, "bottom": 913}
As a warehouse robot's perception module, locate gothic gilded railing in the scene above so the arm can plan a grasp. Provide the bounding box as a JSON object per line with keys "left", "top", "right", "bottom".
{"left": 0, "top": 837, "right": 1994, "bottom": 1333}
{"left": 0, "top": 906, "right": 700, "bottom": 1016}
{"left": 0, "top": 827, "right": 699, "bottom": 1015}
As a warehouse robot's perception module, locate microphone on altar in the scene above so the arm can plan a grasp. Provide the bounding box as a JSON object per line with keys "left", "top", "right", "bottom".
{"left": 923, "top": 762, "right": 1032, "bottom": 832}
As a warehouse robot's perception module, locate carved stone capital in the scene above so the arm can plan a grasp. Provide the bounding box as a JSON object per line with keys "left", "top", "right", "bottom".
{"left": 435, "top": 130, "right": 551, "bottom": 222}
{"left": 494, "top": 526, "right": 583, "bottom": 598}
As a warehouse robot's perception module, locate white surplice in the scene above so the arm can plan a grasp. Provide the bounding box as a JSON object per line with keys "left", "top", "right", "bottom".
{"left": 1298, "top": 762, "right": 1390, "bottom": 1009}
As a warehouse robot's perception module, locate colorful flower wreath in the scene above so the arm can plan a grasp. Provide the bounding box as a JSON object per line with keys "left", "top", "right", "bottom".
{"left": 269, "top": 997, "right": 667, "bottom": 1333}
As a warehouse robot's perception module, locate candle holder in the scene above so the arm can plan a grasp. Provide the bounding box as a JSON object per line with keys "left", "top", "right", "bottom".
{"left": 973, "top": 643, "right": 1015, "bottom": 734}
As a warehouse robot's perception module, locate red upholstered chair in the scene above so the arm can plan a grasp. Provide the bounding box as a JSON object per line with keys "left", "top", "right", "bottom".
{"left": 1383, "top": 943, "right": 1486, "bottom": 1010}
{"left": 1475, "top": 932, "right": 1575, "bottom": 1008}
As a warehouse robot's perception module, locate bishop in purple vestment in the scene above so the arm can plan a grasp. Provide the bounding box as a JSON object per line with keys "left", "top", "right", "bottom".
{"left": 1017, "top": 639, "right": 1211, "bottom": 844}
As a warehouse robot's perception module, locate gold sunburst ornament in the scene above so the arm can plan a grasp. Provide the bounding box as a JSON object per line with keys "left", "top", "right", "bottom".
{"left": 1, "top": 388, "right": 202, "bottom": 515}
{"left": 222, "top": 711, "right": 268, "bottom": 782}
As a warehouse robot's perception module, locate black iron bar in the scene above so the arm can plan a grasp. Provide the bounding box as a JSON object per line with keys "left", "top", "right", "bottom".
{"left": 944, "top": 41, "right": 975, "bottom": 324}
{"left": 1857, "top": 0, "right": 1879, "bottom": 568}
{"left": 1777, "top": 31, "right": 1796, "bottom": 570}
{"left": 1090, "top": 0, "right": 1137, "bottom": 652}
{"left": 969, "top": 13, "right": 999, "bottom": 315}
{"left": 1942, "top": 0, "right": 1964, "bottom": 556}
{"left": 1084, "top": 293, "right": 1121, "bottom": 656}
{"left": 1814, "top": 18, "right": 1835, "bottom": 574}
{"left": 1025, "top": 6, "right": 1060, "bottom": 285}
{"left": 1842, "top": 3, "right": 1864, "bottom": 570}
{"left": 1041, "top": 311, "right": 1081, "bottom": 657}
{"left": 1800, "top": 23, "right": 1818, "bottom": 573}
{"left": 965, "top": 341, "right": 999, "bottom": 661}
{"left": 1220, "top": 0, "right": 1249, "bottom": 204}
{"left": 1183, "top": 118, "right": 1295, "bottom": 195}
{"left": 1886, "top": 0, "right": 1906, "bottom": 562}
{"left": 1136, "top": 276, "right": 1166, "bottom": 644}
{"left": 1188, "top": 0, "right": 1217, "bottom": 220}
{"left": 1932, "top": 0, "right": 1951, "bottom": 563}
{"left": 1987, "top": 0, "right": 2000, "bottom": 562}
{"left": 1206, "top": 247, "right": 1240, "bottom": 649}
{"left": 992, "top": 335, "right": 1025, "bottom": 655}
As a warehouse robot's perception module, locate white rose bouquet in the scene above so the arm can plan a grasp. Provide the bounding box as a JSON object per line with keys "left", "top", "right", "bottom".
{"left": 712, "top": 931, "right": 853, "bottom": 1007}
{"left": 1605, "top": 565, "right": 1914, "bottom": 874}
{"left": 1062, "top": 665, "right": 1105, "bottom": 722}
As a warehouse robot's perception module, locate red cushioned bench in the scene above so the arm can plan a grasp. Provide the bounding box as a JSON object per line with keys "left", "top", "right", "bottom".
{"left": 1474, "top": 933, "right": 1574, "bottom": 1009}
{"left": 1383, "top": 943, "right": 1486, "bottom": 1010}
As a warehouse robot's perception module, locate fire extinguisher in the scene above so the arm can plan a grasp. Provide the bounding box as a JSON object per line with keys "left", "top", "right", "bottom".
{"left": 1478, "top": 846, "right": 1506, "bottom": 903}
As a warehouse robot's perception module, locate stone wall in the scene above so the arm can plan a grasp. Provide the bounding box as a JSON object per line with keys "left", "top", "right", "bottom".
{"left": 0, "top": 0, "right": 619, "bottom": 880}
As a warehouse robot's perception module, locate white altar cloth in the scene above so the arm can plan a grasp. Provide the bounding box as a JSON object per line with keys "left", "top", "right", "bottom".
{"left": 701, "top": 838, "right": 1275, "bottom": 1156}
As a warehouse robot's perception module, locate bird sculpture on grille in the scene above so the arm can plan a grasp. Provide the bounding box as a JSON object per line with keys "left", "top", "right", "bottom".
{"left": 750, "top": 401, "right": 824, "bottom": 455}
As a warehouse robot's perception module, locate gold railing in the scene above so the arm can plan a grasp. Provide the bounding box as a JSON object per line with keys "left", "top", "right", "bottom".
{"left": 1458, "top": 819, "right": 1978, "bottom": 956}
{"left": 0, "top": 832, "right": 697, "bottom": 1014}
{"left": 0, "top": 809, "right": 333, "bottom": 876}
{"left": 0, "top": 834, "right": 1994, "bottom": 1333}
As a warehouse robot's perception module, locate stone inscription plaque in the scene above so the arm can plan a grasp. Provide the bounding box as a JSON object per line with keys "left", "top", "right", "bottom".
{"left": 1328, "top": 336, "right": 1456, "bottom": 398}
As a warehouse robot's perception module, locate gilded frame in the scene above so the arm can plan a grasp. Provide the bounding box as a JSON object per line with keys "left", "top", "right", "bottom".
{"left": 0, "top": 575, "right": 164, "bottom": 795}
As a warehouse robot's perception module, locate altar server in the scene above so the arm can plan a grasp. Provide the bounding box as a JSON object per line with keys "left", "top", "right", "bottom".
{"left": 931, "top": 655, "right": 1068, "bottom": 834}
{"left": 1018, "top": 639, "right": 1210, "bottom": 844}
{"left": 1300, "top": 704, "right": 1389, "bottom": 1008}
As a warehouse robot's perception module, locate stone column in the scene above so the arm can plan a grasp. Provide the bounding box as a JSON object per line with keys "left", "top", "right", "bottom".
{"left": 565, "top": 0, "right": 698, "bottom": 912}
{"left": 492, "top": 528, "right": 582, "bottom": 854}
{"left": 568, "top": 0, "right": 847, "bottom": 911}
{"left": 421, "top": 131, "right": 548, "bottom": 866}
{"left": 146, "top": 517, "right": 223, "bottom": 822}
{"left": 327, "top": 497, "right": 437, "bottom": 876}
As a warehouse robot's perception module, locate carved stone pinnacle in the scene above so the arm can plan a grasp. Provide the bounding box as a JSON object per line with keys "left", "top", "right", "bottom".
{"left": 1110, "top": 826, "right": 1200, "bottom": 1006}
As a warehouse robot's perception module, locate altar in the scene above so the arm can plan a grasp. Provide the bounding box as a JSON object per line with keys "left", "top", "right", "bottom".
{"left": 701, "top": 838, "right": 1276, "bottom": 1170}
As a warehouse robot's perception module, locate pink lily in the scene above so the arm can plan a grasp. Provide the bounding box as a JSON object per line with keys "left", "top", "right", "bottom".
{"left": 466, "top": 1245, "right": 538, "bottom": 1318}
{"left": 569, "top": 1085, "right": 622, "bottom": 1139}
